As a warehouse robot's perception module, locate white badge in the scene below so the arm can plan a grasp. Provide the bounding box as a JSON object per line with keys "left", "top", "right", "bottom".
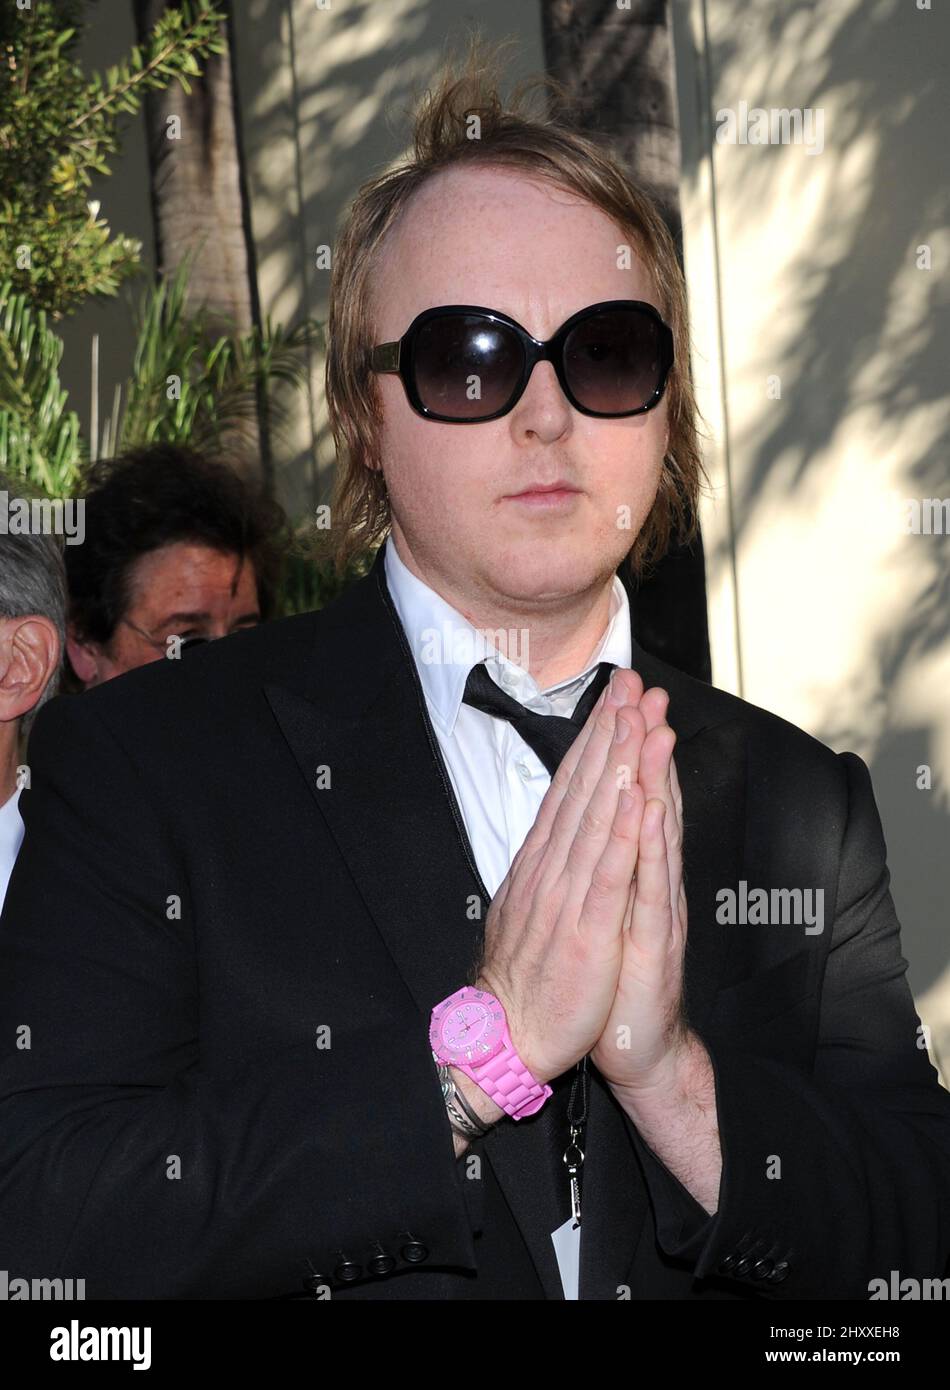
{"left": 550, "top": 1216, "right": 581, "bottom": 1300}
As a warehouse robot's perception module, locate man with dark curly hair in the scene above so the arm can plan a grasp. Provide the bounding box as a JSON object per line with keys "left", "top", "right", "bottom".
{"left": 65, "top": 444, "right": 286, "bottom": 687}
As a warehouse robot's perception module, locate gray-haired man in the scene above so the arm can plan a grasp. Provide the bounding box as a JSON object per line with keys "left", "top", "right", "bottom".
{"left": 0, "top": 505, "right": 66, "bottom": 908}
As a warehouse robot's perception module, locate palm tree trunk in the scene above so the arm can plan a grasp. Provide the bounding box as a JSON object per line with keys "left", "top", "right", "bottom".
{"left": 133, "top": 0, "right": 267, "bottom": 474}
{"left": 541, "top": 0, "right": 710, "bottom": 683}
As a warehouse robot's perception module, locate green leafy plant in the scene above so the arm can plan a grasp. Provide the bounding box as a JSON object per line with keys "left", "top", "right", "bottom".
{"left": 0, "top": 278, "right": 82, "bottom": 496}
{"left": 0, "top": 257, "right": 320, "bottom": 500}
{"left": 110, "top": 256, "right": 319, "bottom": 459}
{"left": 0, "top": 0, "right": 228, "bottom": 318}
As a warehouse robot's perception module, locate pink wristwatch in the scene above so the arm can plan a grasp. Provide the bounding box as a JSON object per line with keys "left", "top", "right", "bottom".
{"left": 429, "top": 985, "right": 553, "bottom": 1120}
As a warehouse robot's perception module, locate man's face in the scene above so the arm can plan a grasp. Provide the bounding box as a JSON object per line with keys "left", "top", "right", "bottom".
{"left": 370, "top": 164, "right": 670, "bottom": 613}
{"left": 67, "top": 542, "right": 261, "bottom": 688}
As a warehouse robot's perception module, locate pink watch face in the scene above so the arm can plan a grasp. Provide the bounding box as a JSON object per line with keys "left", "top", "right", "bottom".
{"left": 433, "top": 990, "right": 505, "bottom": 1065}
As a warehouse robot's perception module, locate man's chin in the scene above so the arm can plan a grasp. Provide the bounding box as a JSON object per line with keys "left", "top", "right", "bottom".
{"left": 480, "top": 555, "right": 616, "bottom": 606}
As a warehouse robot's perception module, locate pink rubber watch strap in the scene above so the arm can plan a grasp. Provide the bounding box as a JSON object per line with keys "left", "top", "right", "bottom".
{"left": 463, "top": 1030, "right": 553, "bottom": 1120}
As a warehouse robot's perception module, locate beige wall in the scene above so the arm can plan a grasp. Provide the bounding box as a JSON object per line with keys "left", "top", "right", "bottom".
{"left": 674, "top": 0, "right": 950, "bottom": 1072}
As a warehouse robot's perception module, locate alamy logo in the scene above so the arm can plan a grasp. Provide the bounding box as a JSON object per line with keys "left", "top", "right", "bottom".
{"left": 0, "top": 491, "right": 85, "bottom": 545}
{"left": 868, "top": 1272, "right": 950, "bottom": 1300}
{"left": 49, "top": 1320, "right": 151, "bottom": 1370}
{"left": 903, "top": 498, "right": 950, "bottom": 534}
{"left": 419, "top": 622, "right": 529, "bottom": 669}
{"left": 715, "top": 101, "right": 825, "bottom": 155}
{"left": 716, "top": 880, "right": 824, "bottom": 935}
{"left": 0, "top": 1269, "right": 85, "bottom": 1299}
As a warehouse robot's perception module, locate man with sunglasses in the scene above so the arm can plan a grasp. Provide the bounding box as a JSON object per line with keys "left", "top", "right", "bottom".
{"left": 0, "top": 52, "right": 948, "bottom": 1305}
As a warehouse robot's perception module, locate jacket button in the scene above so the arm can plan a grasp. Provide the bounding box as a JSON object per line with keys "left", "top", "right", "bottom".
{"left": 400, "top": 1236, "right": 429, "bottom": 1264}
{"left": 750, "top": 1258, "right": 774, "bottom": 1280}
{"left": 302, "top": 1272, "right": 329, "bottom": 1294}
{"left": 368, "top": 1243, "right": 396, "bottom": 1276}
{"left": 732, "top": 1255, "right": 753, "bottom": 1277}
{"left": 717, "top": 1252, "right": 740, "bottom": 1274}
{"left": 766, "top": 1261, "right": 790, "bottom": 1283}
{"left": 333, "top": 1257, "right": 362, "bottom": 1282}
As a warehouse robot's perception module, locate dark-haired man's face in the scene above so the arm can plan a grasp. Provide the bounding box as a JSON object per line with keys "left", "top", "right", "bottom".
{"left": 67, "top": 542, "right": 261, "bottom": 688}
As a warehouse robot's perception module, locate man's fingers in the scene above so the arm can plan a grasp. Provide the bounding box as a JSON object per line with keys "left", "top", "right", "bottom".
{"left": 638, "top": 685, "right": 669, "bottom": 734}
{"left": 558, "top": 706, "right": 645, "bottom": 898}
{"left": 629, "top": 798, "right": 674, "bottom": 959}
{"left": 638, "top": 717, "right": 682, "bottom": 913}
{"left": 577, "top": 780, "right": 645, "bottom": 939}
{"left": 525, "top": 667, "right": 643, "bottom": 853}
{"left": 542, "top": 700, "right": 645, "bottom": 892}
{"left": 498, "top": 668, "right": 649, "bottom": 933}
{"left": 669, "top": 749, "right": 684, "bottom": 817}
{"left": 639, "top": 722, "right": 675, "bottom": 803}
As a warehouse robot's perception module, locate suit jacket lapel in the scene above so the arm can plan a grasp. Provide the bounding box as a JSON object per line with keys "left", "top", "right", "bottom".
{"left": 263, "top": 545, "right": 745, "bottom": 1299}
{"left": 263, "top": 549, "right": 486, "bottom": 1017}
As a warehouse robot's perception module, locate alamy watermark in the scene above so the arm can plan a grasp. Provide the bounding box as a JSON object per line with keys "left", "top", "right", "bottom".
{"left": 0, "top": 491, "right": 85, "bottom": 545}
{"left": 419, "top": 623, "right": 530, "bottom": 669}
{"left": 716, "top": 881, "right": 824, "bottom": 935}
{"left": 1, "top": 1268, "right": 85, "bottom": 1299}
{"left": 50, "top": 1320, "right": 150, "bottom": 1370}
{"left": 902, "top": 497, "right": 950, "bottom": 534}
{"left": 869, "top": 1271, "right": 950, "bottom": 1300}
{"left": 716, "top": 101, "right": 825, "bottom": 156}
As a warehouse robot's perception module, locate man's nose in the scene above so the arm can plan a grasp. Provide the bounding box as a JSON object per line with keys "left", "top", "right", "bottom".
{"left": 509, "top": 359, "right": 572, "bottom": 439}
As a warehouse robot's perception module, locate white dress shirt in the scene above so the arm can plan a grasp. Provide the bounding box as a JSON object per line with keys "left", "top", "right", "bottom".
{"left": 0, "top": 785, "right": 24, "bottom": 913}
{"left": 383, "top": 536, "right": 633, "bottom": 900}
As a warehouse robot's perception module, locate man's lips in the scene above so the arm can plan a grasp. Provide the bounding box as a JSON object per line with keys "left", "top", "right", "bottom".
{"left": 503, "top": 482, "right": 582, "bottom": 507}
{"left": 506, "top": 480, "right": 580, "bottom": 497}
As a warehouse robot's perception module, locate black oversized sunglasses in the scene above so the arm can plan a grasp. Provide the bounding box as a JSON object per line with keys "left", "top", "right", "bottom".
{"left": 369, "top": 299, "right": 674, "bottom": 423}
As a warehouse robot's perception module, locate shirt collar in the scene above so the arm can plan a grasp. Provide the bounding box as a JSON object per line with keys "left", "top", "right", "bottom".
{"left": 0, "top": 785, "right": 24, "bottom": 862}
{"left": 383, "top": 535, "right": 632, "bottom": 736}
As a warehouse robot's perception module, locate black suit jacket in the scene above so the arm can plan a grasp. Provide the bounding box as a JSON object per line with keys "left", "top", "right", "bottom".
{"left": 1, "top": 546, "right": 948, "bottom": 1299}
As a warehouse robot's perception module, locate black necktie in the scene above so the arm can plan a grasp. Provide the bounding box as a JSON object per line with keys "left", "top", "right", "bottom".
{"left": 461, "top": 660, "right": 616, "bottom": 776}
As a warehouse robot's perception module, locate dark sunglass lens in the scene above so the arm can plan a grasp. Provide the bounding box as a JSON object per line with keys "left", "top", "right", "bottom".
{"left": 412, "top": 315, "right": 522, "bottom": 419}
{"left": 564, "top": 308, "right": 665, "bottom": 414}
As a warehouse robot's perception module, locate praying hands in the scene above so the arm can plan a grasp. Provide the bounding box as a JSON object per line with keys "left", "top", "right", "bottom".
{"left": 477, "top": 668, "right": 722, "bottom": 1212}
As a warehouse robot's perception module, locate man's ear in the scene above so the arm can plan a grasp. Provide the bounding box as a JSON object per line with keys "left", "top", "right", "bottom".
{"left": 65, "top": 622, "right": 101, "bottom": 688}
{"left": 0, "top": 615, "right": 61, "bottom": 723}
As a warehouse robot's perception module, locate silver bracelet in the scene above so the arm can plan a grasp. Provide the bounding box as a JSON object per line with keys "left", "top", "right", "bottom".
{"left": 434, "top": 1056, "right": 492, "bottom": 1138}
{"left": 446, "top": 1094, "right": 488, "bottom": 1140}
